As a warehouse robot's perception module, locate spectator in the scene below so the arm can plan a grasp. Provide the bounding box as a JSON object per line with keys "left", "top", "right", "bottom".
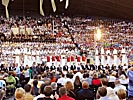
{"left": 127, "top": 67, "right": 133, "bottom": 99}
{"left": 119, "top": 74, "right": 129, "bottom": 85}
{"left": 43, "top": 86, "right": 54, "bottom": 100}
{"left": 117, "top": 89, "right": 127, "bottom": 100}
{"left": 24, "top": 84, "right": 34, "bottom": 100}
{"left": 114, "top": 79, "right": 126, "bottom": 93}
{"left": 57, "top": 74, "right": 66, "bottom": 86}
{"left": 0, "top": 76, "right": 6, "bottom": 89}
{"left": 97, "top": 87, "right": 110, "bottom": 100}
{"left": 15, "top": 63, "right": 21, "bottom": 78}
{"left": 73, "top": 76, "right": 82, "bottom": 92}
{"left": 31, "top": 80, "right": 39, "bottom": 96}
{"left": 6, "top": 71, "right": 16, "bottom": 91}
{"left": 64, "top": 81, "right": 76, "bottom": 99}
{"left": 34, "top": 84, "right": 45, "bottom": 100}
{"left": 97, "top": 78, "right": 118, "bottom": 99}
{"left": 57, "top": 87, "right": 74, "bottom": 100}
{"left": 92, "top": 73, "right": 101, "bottom": 86}
{"left": 24, "top": 65, "right": 30, "bottom": 84}
{"left": 15, "top": 87, "right": 25, "bottom": 100}
{"left": 77, "top": 81, "right": 94, "bottom": 100}
{"left": 41, "top": 72, "right": 51, "bottom": 83}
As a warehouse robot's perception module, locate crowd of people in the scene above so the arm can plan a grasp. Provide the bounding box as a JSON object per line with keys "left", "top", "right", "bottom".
{"left": 0, "top": 61, "right": 132, "bottom": 100}
{"left": 0, "top": 15, "right": 132, "bottom": 100}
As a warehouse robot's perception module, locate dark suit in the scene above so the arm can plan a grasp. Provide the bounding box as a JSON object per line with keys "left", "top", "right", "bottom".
{"left": 77, "top": 89, "right": 94, "bottom": 100}
{"left": 81, "top": 64, "right": 86, "bottom": 70}
{"left": 70, "top": 65, "right": 76, "bottom": 70}
{"left": 50, "top": 66, "right": 56, "bottom": 71}
{"left": 63, "top": 65, "right": 68, "bottom": 71}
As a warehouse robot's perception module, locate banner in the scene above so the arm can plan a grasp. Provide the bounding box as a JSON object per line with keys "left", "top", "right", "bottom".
{"left": 51, "top": 0, "right": 56, "bottom": 12}
{"left": 2, "top": 0, "right": 10, "bottom": 19}
{"left": 65, "top": 0, "right": 69, "bottom": 9}
{"left": 40, "top": 0, "right": 44, "bottom": 16}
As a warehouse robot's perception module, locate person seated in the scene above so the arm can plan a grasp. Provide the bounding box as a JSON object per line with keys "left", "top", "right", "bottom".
{"left": 97, "top": 87, "right": 110, "bottom": 100}
{"left": 0, "top": 76, "right": 6, "bottom": 90}
{"left": 64, "top": 81, "right": 76, "bottom": 99}
{"left": 24, "top": 84, "right": 34, "bottom": 100}
{"left": 77, "top": 81, "right": 94, "bottom": 100}
{"left": 37, "top": 86, "right": 54, "bottom": 100}
{"left": 96, "top": 78, "right": 118, "bottom": 100}
{"left": 92, "top": 73, "right": 101, "bottom": 86}
{"left": 15, "top": 87, "right": 25, "bottom": 100}
{"left": 117, "top": 89, "right": 127, "bottom": 100}
{"left": 6, "top": 71, "right": 16, "bottom": 96}
{"left": 57, "top": 87, "right": 74, "bottom": 100}
{"left": 31, "top": 80, "right": 39, "bottom": 96}
{"left": 114, "top": 79, "right": 126, "bottom": 93}
{"left": 73, "top": 76, "right": 82, "bottom": 92}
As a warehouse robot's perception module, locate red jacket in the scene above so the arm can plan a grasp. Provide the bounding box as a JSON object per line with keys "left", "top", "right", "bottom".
{"left": 57, "top": 95, "right": 75, "bottom": 100}
{"left": 92, "top": 78, "right": 101, "bottom": 86}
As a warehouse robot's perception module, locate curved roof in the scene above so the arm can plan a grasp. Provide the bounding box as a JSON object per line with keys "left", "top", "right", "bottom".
{"left": 0, "top": 0, "right": 133, "bottom": 20}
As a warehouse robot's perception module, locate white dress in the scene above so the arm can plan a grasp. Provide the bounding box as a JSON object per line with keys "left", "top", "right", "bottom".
{"left": 95, "top": 49, "right": 100, "bottom": 66}
{"left": 101, "top": 47, "right": 105, "bottom": 66}
{"left": 121, "top": 48, "right": 128, "bottom": 66}
{"left": 15, "top": 48, "right": 20, "bottom": 66}
{"left": 24, "top": 48, "right": 28, "bottom": 67}
{"left": 113, "top": 49, "right": 118, "bottom": 66}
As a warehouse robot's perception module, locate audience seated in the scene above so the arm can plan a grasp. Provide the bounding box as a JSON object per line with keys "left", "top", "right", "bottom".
{"left": 15, "top": 87, "right": 25, "bottom": 100}
{"left": 57, "top": 87, "right": 75, "bottom": 100}
{"left": 77, "top": 81, "right": 94, "bottom": 100}
{"left": 117, "top": 89, "right": 127, "bottom": 100}
{"left": 64, "top": 81, "right": 76, "bottom": 99}
{"left": 97, "top": 87, "right": 110, "bottom": 100}
{"left": 24, "top": 84, "right": 34, "bottom": 100}
{"left": 114, "top": 79, "right": 126, "bottom": 93}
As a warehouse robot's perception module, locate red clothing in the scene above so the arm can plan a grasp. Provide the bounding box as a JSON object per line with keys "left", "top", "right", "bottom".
{"left": 51, "top": 77, "right": 56, "bottom": 82}
{"left": 82, "top": 55, "right": 86, "bottom": 61}
{"left": 47, "top": 56, "right": 50, "bottom": 62}
{"left": 92, "top": 78, "right": 101, "bottom": 86}
{"left": 77, "top": 56, "right": 80, "bottom": 62}
{"left": 67, "top": 56, "right": 71, "bottom": 62}
{"left": 52, "top": 56, "right": 56, "bottom": 61}
{"left": 57, "top": 95, "right": 75, "bottom": 100}
{"left": 71, "top": 56, "right": 74, "bottom": 62}
{"left": 56, "top": 56, "right": 60, "bottom": 62}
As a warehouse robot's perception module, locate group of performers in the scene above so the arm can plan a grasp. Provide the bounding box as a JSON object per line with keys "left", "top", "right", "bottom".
{"left": 0, "top": 42, "right": 129, "bottom": 69}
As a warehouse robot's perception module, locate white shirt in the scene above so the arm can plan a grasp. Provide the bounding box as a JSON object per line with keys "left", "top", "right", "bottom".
{"left": 33, "top": 94, "right": 45, "bottom": 100}
{"left": 24, "top": 69, "right": 30, "bottom": 78}
{"left": 57, "top": 77, "right": 66, "bottom": 86}
{"left": 119, "top": 79, "right": 129, "bottom": 85}
{"left": 108, "top": 76, "right": 116, "bottom": 82}
{"left": 114, "top": 84, "right": 126, "bottom": 93}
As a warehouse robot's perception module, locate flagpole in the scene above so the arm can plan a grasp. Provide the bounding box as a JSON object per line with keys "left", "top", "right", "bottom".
{"left": 53, "top": 20, "right": 54, "bottom": 34}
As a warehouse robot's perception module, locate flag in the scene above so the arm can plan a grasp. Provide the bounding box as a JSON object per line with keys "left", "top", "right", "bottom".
{"left": 40, "top": 0, "right": 44, "bottom": 16}
{"left": 2, "top": 0, "right": 10, "bottom": 19}
{"left": 51, "top": 0, "right": 56, "bottom": 12}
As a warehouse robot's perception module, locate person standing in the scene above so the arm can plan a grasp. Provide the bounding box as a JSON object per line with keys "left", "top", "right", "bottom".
{"left": 15, "top": 63, "right": 20, "bottom": 78}
{"left": 31, "top": 62, "right": 37, "bottom": 78}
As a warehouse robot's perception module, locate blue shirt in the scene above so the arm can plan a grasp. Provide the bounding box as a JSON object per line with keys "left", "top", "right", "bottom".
{"left": 15, "top": 66, "right": 20, "bottom": 75}
{"left": 127, "top": 70, "right": 133, "bottom": 96}
{"left": 99, "top": 96, "right": 111, "bottom": 100}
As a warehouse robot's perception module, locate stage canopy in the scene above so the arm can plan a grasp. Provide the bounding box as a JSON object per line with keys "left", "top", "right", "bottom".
{"left": 0, "top": 0, "right": 133, "bottom": 20}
